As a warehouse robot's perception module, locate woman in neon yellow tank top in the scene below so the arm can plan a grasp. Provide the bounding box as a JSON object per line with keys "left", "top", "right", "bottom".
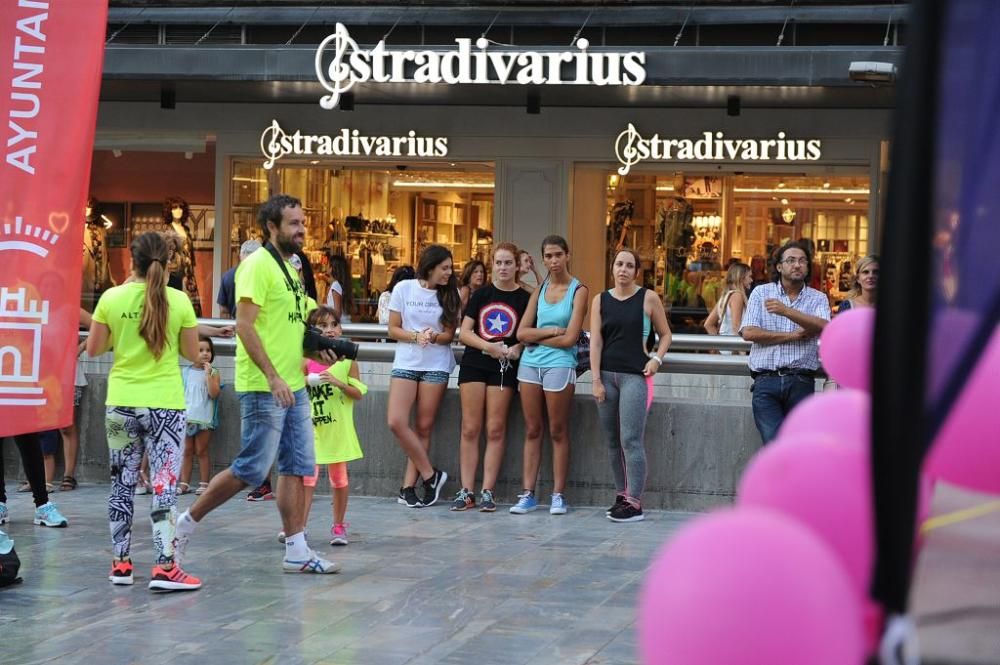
{"left": 511, "top": 235, "right": 589, "bottom": 515}
{"left": 87, "top": 232, "right": 203, "bottom": 592}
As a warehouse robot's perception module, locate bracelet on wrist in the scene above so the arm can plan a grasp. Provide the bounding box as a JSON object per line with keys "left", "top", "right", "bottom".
{"left": 649, "top": 354, "right": 663, "bottom": 365}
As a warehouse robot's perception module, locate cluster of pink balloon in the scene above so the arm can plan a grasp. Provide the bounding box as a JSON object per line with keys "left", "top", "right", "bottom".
{"left": 639, "top": 307, "right": 999, "bottom": 665}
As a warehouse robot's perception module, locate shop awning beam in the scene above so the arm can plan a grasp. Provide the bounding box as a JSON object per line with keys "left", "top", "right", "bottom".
{"left": 107, "top": 5, "right": 908, "bottom": 28}
{"left": 102, "top": 44, "right": 902, "bottom": 88}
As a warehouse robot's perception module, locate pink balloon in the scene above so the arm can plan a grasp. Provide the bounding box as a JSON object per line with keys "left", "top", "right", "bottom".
{"left": 639, "top": 508, "right": 864, "bottom": 665}
{"left": 925, "top": 326, "right": 1000, "bottom": 494}
{"left": 778, "top": 388, "right": 871, "bottom": 447}
{"left": 738, "top": 434, "right": 872, "bottom": 592}
{"left": 820, "top": 307, "right": 876, "bottom": 391}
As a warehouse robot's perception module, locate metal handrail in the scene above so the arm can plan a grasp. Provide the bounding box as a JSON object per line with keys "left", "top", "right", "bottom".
{"left": 190, "top": 319, "right": 755, "bottom": 376}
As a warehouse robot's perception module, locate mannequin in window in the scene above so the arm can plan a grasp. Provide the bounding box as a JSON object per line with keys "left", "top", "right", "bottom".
{"left": 81, "top": 196, "right": 115, "bottom": 312}
{"left": 162, "top": 196, "right": 202, "bottom": 315}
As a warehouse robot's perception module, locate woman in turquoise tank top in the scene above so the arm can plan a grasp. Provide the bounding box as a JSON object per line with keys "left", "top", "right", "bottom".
{"left": 511, "top": 235, "right": 590, "bottom": 515}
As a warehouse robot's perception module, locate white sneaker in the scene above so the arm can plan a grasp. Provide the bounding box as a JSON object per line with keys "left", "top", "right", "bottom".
{"left": 282, "top": 550, "right": 340, "bottom": 574}
{"left": 549, "top": 493, "right": 568, "bottom": 515}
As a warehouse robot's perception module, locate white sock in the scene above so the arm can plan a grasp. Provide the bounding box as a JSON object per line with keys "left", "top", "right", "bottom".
{"left": 284, "top": 531, "right": 310, "bottom": 561}
{"left": 176, "top": 510, "right": 198, "bottom": 536}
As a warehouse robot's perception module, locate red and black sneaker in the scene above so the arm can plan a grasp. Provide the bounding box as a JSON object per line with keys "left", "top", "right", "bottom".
{"left": 246, "top": 482, "right": 274, "bottom": 502}
{"left": 109, "top": 558, "right": 134, "bottom": 586}
{"left": 148, "top": 564, "right": 202, "bottom": 592}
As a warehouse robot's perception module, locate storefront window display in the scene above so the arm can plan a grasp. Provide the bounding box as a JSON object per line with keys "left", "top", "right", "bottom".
{"left": 605, "top": 172, "right": 869, "bottom": 331}
{"left": 229, "top": 161, "right": 494, "bottom": 321}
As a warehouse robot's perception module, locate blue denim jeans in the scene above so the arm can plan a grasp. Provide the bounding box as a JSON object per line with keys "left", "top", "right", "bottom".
{"left": 750, "top": 374, "right": 817, "bottom": 444}
{"left": 229, "top": 389, "right": 314, "bottom": 486}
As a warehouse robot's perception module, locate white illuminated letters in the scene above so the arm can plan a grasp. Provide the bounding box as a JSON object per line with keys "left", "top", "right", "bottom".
{"left": 315, "top": 24, "right": 647, "bottom": 110}
{"left": 260, "top": 120, "right": 449, "bottom": 169}
{"left": 615, "top": 124, "right": 823, "bottom": 175}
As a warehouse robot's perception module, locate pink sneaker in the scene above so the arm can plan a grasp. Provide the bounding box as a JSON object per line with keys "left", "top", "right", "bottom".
{"left": 329, "top": 523, "right": 348, "bottom": 546}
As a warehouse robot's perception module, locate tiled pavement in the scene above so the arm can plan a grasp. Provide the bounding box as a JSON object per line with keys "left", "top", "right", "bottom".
{"left": 0, "top": 486, "right": 691, "bottom": 665}
{"left": 3, "top": 483, "right": 998, "bottom": 664}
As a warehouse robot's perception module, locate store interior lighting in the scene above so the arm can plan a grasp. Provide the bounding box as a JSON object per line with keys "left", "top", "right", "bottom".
{"left": 734, "top": 186, "right": 869, "bottom": 195}
{"left": 391, "top": 180, "right": 494, "bottom": 189}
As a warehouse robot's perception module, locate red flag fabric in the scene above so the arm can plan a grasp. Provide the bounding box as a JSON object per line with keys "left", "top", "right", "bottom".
{"left": 0, "top": 0, "right": 108, "bottom": 435}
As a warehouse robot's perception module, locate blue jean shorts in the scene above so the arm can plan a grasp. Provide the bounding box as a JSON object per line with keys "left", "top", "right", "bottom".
{"left": 390, "top": 368, "right": 451, "bottom": 384}
{"left": 185, "top": 422, "right": 215, "bottom": 437}
{"left": 229, "top": 388, "right": 315, "bottom": 486}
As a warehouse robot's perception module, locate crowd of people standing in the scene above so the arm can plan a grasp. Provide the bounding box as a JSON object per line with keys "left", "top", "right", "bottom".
{"left": 1, "top": 190, "right": 879, "bottom": 592}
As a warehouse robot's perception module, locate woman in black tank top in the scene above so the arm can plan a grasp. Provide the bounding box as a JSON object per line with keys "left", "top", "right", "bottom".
{"left": 589, "top": 249, "right": 672, "bottom": 523}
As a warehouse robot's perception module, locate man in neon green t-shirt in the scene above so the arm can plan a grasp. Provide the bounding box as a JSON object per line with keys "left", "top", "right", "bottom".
{"left": 176, "top": 194, "right": 341, "bottom": 576}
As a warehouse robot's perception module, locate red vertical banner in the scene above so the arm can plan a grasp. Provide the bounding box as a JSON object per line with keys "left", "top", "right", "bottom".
{"left": 0, "top": 0, "right": 108, "bottom": 435}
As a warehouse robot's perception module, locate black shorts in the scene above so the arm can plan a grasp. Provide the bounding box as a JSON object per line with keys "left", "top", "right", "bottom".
{"left": 458, "top": 364, "right": 518, "bottom": 389}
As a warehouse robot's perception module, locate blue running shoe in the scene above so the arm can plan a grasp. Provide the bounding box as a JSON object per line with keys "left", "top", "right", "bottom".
{"left": 0, "top": 502, "right": 8, "bottom": 525}
{"left": 33, "top": 502, "right": 67, "bottom": 528}
{"left": 509, "top": 492, "right": 538, "bottom": 514}
{"left": 549, "top": 493, "right": 568, "bottom": 515}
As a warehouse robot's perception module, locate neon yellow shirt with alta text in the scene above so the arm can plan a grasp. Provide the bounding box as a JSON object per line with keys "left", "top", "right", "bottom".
{"left": 93, "top": 282, "right": 198, "bottom": 409}
{"left": 234, "top": 247, "right": 310, "bottom": 392}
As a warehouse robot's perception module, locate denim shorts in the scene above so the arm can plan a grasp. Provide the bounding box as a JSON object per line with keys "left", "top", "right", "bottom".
{"left": 185, "top": 422, "right": 214, "bottom": 437}
{"left": 229, "top": 389, "right": 315, "bottom": 485}
{"left": 516, "top": 365, "right": 575, "bottom": 392}
{"left": 390, "top": 368, "right": 451, "bottom": 384}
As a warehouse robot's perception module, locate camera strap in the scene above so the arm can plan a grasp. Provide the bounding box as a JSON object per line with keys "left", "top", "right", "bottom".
{"left": 264, "top": 243, "right": 306, "bottom": 321}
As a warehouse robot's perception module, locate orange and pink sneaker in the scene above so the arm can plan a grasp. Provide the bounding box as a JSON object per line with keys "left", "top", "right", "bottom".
{"left": 148, "top": 564, "right": 202, "bottom": 592}
{"left": 109, "top": 558, "right": 134, "bottom": 585}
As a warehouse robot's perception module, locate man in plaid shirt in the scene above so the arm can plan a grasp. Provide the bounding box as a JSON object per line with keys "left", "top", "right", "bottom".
{"left": 739, "top": 241, "right": 831, "bottom": 443}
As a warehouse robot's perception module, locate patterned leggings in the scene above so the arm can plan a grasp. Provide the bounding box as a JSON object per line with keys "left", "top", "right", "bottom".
{"left": 106, "top": 406, "right": 186, "bottom": 564}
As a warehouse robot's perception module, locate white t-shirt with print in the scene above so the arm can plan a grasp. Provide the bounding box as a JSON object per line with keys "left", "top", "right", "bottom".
{"left": 388, "top": 279, "right": 456, "bottom": 373}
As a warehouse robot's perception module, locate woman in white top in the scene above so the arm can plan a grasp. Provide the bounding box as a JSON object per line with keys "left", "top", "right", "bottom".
{"left": 377, "top": 265, "right": 416, "bottom": 325}
{"left": 387, "top": 246, "right": 461, "bottom": 508}
{"left": 704, "top": 262, "right": 751, "bottom": 353}
{"left": 325, "top": 254, "right": 353, "bottom": 323}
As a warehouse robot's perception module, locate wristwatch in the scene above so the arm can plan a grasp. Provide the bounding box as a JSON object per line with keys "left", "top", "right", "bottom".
{"left": 649, "top": 352, "right": 664, "bottom": 366}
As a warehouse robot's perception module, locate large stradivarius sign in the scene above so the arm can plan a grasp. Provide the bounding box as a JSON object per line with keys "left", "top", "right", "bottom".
{"left": 316, "top": 23, "right": 647, "bottom": 110}
{"left": 261, "top": 120, "right": 449, "bottom": 169}
{"left": 615, "top": 123, "right": 823, "bottom": 175}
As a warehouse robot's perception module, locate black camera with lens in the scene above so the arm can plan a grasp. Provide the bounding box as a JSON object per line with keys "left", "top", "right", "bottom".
{"left": 303, "top": 327, "right": 359, "bottom": 361}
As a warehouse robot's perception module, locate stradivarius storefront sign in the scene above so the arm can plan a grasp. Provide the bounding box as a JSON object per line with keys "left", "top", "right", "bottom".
{"left": 615, "top": 123, "right": 823, "bottom": 176}
{"left": 315, "top": 23, "right": 647, "bottom": 110}
{"left": 260, "top": 120, "right": 449, "bottom": 169}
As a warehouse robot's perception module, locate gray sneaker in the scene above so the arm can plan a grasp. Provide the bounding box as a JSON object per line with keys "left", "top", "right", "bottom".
{"left": 450, "top": 488, "right": 475, "bottom": 512}
{"left": 479, "top": 489, "right": 497, "bottom": 513}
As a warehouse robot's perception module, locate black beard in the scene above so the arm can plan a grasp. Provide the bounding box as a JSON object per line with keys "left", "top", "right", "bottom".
{"left": 276, "top": 236, "right": 301, "bottom": 255}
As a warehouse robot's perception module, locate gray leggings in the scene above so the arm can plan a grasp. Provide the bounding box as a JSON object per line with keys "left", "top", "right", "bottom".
{"left": 596, "top": 371, "right": 653, "bottom": 502}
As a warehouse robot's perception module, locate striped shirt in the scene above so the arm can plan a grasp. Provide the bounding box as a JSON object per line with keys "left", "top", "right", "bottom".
{"left": 739, "top": 282, "right": 831, "bottom": 372}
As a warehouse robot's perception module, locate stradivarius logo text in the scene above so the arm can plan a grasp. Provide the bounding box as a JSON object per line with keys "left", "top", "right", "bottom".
{"left": 615, "top": 124, "right": 823, "bottom": 175}
{"left": 260, "top": 120, "right": 449, "bottom": 169}
{"left": 315, "top": 23, "right": 647, "bottom": 110}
